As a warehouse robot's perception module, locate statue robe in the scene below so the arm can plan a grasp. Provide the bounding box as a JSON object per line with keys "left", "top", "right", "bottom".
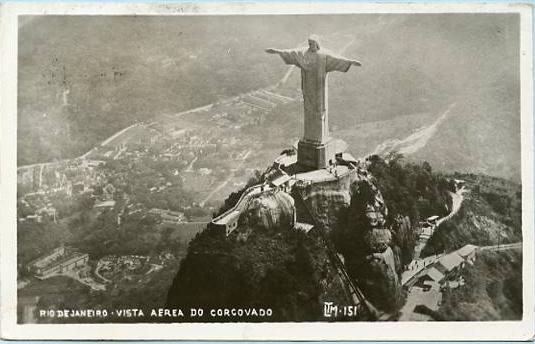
{"left": 278, "top": 49, "right": 355, "bottom": 144}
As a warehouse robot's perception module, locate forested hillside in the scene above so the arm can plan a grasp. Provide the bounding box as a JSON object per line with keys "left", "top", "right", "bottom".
{"left": 166, "top": 227, "right": 348, "bottom": 321}
{"left": 437, "top": 249, "right": 522, "bottom": 321}
{"left": 422, "top": 173, "right": 522, "bottom": 256}
{"left": 167, "top": 156, "right": 455, "bottom": 318}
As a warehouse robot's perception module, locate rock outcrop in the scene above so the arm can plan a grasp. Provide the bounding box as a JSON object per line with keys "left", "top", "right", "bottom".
{"left": 391, "top": 215, "right": 415, "bottom": 269}
{"left": 288, "top": 168, "right": 406, "bottom": 313}
{"left": 241, "top": 191, "right": 295, "bottom": 231}
{"left": 329, "top": 175, "right": 405, "bottom": 313}
{"left": 166, "top": 155, "right": 462, "bottom": 319}
{"left": 297, "top": 171, "right": 360, "bottom": 231}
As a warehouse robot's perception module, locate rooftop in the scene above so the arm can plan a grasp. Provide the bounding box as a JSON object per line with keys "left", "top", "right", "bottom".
{"left": 30, "top": 249, "right": 88, "bottom": 271}
{"left": 94, "top": 200, "right": 116, "bottom": 208}
{"left": 294, "top": 222, "right": 314, "bottom": 233}
{"left": 438, "top": 252, "right": 464, "bottom": 271}
{"left": 42, "top": 252, "right": 88, "bottom": 270}
{"left": 425, "top": 267, "right": 445, "bottom": 282}
{"left": 271, "top": 174, "right": 292, "bottom": 187}
{"left": 456, "top": 244, "right": 478, "bottom": 257}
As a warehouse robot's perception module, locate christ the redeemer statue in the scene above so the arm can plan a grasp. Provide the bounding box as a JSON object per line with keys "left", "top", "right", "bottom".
{"left": 266, "top": 35, "right": 361, "bottom": 169}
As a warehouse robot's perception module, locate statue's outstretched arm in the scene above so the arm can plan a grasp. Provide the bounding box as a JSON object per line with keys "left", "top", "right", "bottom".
{"left": 326, "top": 54, "right": 362, "bottom": 72}
{"left": 265, "top": 48, "right": 284, "bottom": 54}
{"left": 266, "top": 48, "right": 301, "bottom": 67}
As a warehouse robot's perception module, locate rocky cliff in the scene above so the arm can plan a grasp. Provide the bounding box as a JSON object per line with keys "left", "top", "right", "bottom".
{"left": 315, "top": 175, "right": 405, "bottom": 313}
{"left": 166, "top": 156, "right": 453, "bottom": 320}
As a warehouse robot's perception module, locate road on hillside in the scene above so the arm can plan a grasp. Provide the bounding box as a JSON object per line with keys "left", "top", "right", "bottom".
{"left": 480, "top": 242, "right": 522, "bottom": 252}
{"left": 436, "top": 187, "right": 466, "bottom": 226}
{"left": 401, "top": 187, "right": 466, "bottom": 284}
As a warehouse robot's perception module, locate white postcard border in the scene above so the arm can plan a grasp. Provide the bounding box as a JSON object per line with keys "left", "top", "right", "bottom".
{"left": 1, "top": 2, "right": 533, "bottom": 340}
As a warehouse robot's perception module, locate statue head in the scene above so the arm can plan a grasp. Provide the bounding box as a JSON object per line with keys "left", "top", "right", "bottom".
{"left": 308, "top": 34, "right": 320, "bottom": 52}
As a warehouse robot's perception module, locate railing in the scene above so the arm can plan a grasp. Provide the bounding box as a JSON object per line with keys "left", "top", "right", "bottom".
{"left": 297, "top": 167, "right": 358, "bottom": 193}
{"left": 212, "top": 182, "right": 277, "bottom": 225}
{"left": 212, "top": 185, "right": 261, "bottom": 224}
{"left": 212, "top": 167, "right": 293, "bottom": 226}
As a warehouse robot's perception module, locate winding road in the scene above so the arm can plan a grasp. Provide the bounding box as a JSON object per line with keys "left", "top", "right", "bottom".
{"left": 437, "top": 187, "right": 466, "bottom": 226}
{"left": 480, "top": 242, "right": 522, "bottom": 252}
{"left": 401, "top": 187, "right": 466, "bottom": 285}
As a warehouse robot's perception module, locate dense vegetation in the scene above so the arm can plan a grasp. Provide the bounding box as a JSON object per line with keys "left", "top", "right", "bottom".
{"left": 169, "top": 155, "right": 456, "bottom": 317}
{"left": 166, "top": 227, "right": 345, "bottom": 321}
{"left": 367, "top": 153, "right": 452, "bottom": 225}
{"left": 412, "top": 173, "right": 523, "bottom": 321}
{"left": 436, "top": 249, "right": 522, "bottom": 321}
{"left": 17, "top": 193, "right": 95, "bottom": 271}
{"left": 422, "top": 173, "right": 522, "bottom": 256}
{"left": 367, "top": 153, "right": 451, "bottom": 267}
{"left": 18, "top": 199, "right": 202, "bottom": 268}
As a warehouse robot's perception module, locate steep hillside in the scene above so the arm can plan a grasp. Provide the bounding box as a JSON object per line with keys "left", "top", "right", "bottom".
{"left": 166, "top": 156, "right": 454, "bottom": 319}
{"left": 422, "top": 173, "right": 522, "bottom": 256}
{"left": 341, "top": 15, "right": 518, "bottom": 181}
{"left": 331, "top": 156, "right": 452, "bottom": 312}
{"left": 414, "top": 173, "right": 523, "bottom": 320}
{"left": 437, "top": 249, "right": 522, "bottom": 321}
{"left": 166, "top": 227, "right": 350, "bottom": 321}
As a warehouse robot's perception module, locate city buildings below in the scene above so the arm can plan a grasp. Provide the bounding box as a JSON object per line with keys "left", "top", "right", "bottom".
{"left": 27, "top": 246, "right": 89, "bottom": 279}
{"left": 401, "top": 244, "right": 480, "bottom": 320}
{"left": 148, "top": 208, "right": 186, "bottom": 224}
{"left": 81, "top": 159, "right": 106, "bottom": 168}
{"left": 36, "top": 206, "right": 57, "bottom": 223}
{"left": 94, "top": 199, "right": 116, "bottom": 209}
{"left": 409, "top": 244, "right": 479, "bottom": 290}
{"left": 21, "top": 214, "right": 42, "bottom": 223}
{"left": 294, "top": 222, "right": 314, "bottom": 233}
{"left": 102, "top": 183, "right": 116, "bottom": 200}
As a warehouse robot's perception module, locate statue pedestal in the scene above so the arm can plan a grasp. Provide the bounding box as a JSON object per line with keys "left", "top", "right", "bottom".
{"left": 297, "top": 139, "right": 337, "bottom": 170}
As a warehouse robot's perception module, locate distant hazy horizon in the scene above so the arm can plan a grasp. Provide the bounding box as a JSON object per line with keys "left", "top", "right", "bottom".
{"left": 18, "top": 14, "right": 520, "bottom": 181}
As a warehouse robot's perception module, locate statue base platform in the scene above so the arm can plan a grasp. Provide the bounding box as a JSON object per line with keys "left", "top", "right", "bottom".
{"left": 297, "top": 139, "right": 337, "bottom": 170}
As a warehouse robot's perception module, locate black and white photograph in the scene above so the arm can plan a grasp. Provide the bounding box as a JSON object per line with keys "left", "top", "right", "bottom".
{"left": 1, "top": 2, "right": 533, "bottom": 341}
